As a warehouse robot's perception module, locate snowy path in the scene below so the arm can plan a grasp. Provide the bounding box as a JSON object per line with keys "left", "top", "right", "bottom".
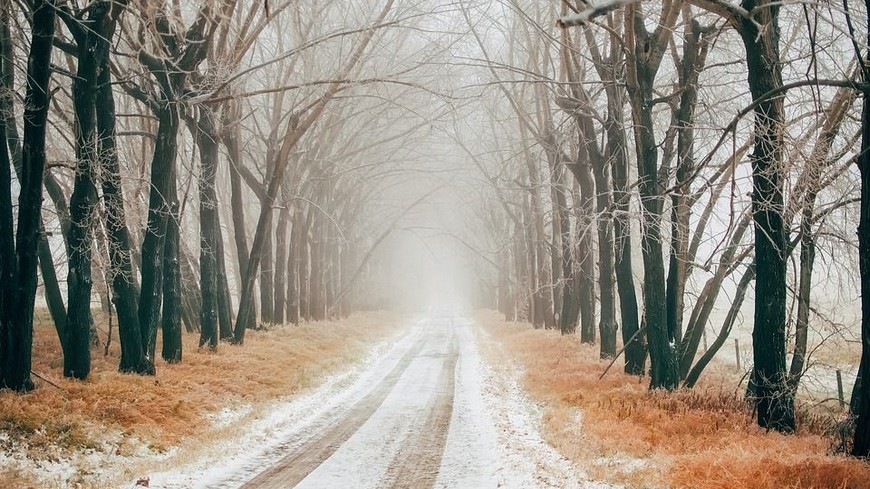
{"left": 145, "top": 316, "right": 608, "bottom": 489}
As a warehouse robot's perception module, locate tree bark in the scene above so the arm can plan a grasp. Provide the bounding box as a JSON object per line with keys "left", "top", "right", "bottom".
{"left": 624, "top": 3, "right": 679, "bottom": 390}
{"left": 310, "top": 219, "right": 325, "bottom": 321}
{"left": 2, "top": 0, "right": 56, "bottom": 391}
{"left": 679, "top": 214, "right": 751, "bottom": 379}
{"left": 851, "top": 0, "right": 870, "bottom": 456}
{"left": 300, "top": 213, "right": 311, "bottom": 321}
{"left": 522, "top": 143, "right": 555, "bottom": 330}
{"left": 66, "top": 3, "right": 120, "bottom": 380}
{"left": 788, "top": 211, "right": 814, "bottom": 390}
{"left": 37, "top": 220, "right": 66, "bottom": 350}
{"left": 739, "top": 1, "right": 795, "bottom": 432}
{"left": 161, "top": 191, "right": 182, "bottom": 363}
{"left": 0, "top": 1, "right": 14, "bottom": 385}
{"left": 522, "top": 190, "right": 538, "bottom": 327}
{"left": 260, "top": 208, "right": 274, "bottom": 325}
{"left": 224, "top": 119, "right": 256, "bottom": 329}
{"left": 274, "top": 206, "right": 290, "bottom": 324}
{"left": 684, "top": 265, "right": 755, "bottom": 388}
{"left": 215, "top": 219, "right": 234, "bottom": 341}
{"left": 571, "top": 151, "right": 596, "bottom": 342}
{"left": 97, "top": 66, "right": 151, "bottom": 374}
{"left": 287, "top": 213, "right": 300, "bottom": 324}
{"left": 592, "top": 155, "right": 617, "bottom": 358}
{"left": 138, "top": 103, "right": 179, "bottom": 366}
{"left": 666, "top": 15, "right": 710, "bottom": 347}
{"left": 603, "top": 61, "right": 644, "bottom": 375}
{"left": 197, "top": 106, "right": 220, "bottom": 350}
{"left": 1, "top": 12, "right": 68, "bottom": 353}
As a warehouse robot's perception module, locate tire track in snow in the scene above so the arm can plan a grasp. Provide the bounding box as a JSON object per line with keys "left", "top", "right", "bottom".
{"left": 240, "top": 331, "right": 429, "bottom": 489}
{"left": 382, "top": 328, "right": 458, "bottom": 488}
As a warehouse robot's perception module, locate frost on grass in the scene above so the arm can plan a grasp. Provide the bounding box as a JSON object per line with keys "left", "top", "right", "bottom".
{"left": 470, "top": 323, "right": 614, "bottom": 489}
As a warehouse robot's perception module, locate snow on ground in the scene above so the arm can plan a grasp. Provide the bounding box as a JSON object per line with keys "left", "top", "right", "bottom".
{"left": 132, "top": 317, "right": 427, "bottom": 488}
{"left": 0, "top": 428, "right": 160, "bottom": 489}
{"left": 448, "top": 321, "right": 615, "bottom": 489}
{"left": 291, "top": 322, "right": 452, "bottom": 488}
{"left": 128, "top": 316, "right": 612, "bottom": 488}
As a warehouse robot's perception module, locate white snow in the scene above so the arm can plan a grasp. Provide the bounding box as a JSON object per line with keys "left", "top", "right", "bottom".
{"left": 135, "top": 317, "right": 428, "bottom": 489}
{"left": 293, "top": 324, "right": 452, "bottom": 488}
{"left": 440, "top": 320, "right": 614, "bottom": 489}
{"left": 121, "top": 315, "right": 613, "bottom": 488}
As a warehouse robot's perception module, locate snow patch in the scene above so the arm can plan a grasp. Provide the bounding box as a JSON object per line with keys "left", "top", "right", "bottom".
{"left": 206, "top": 405, "right": 253, "bottom": 429}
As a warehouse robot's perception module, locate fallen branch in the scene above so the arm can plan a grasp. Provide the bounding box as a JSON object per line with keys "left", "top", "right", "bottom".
{"left": 31, "top": 370, "right": 63, "bottom": 390}
{"left": 599, "top": 326, "right": 647, "bottom": 380}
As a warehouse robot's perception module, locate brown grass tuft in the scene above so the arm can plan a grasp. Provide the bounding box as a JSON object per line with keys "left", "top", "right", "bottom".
{"left": 477, "top": 311, "right": 870, "bottom": 489}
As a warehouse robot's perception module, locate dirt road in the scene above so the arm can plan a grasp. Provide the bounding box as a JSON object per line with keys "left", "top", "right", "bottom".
{"left": 150, "top": 316, "right": 607, "bottom": 488}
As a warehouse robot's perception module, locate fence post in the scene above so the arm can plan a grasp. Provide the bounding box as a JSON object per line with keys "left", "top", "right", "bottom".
{"left": 836, "top": 369, "right": 845, "bottom": 409}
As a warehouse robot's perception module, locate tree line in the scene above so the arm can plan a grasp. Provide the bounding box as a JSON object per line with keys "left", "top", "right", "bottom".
{"left": 0, "top": 0, "right": 448, "bottom": 389}
{"left": 456, "top": 0, "right": 870, "bottom": 456}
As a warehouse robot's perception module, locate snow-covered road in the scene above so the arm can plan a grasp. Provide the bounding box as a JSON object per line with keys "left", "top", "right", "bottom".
{"left": 145, "top": 316, "right": 609, "bottom": 488}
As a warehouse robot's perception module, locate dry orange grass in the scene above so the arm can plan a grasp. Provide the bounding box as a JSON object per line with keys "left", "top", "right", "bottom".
{"left": 477, "top": 311, "right": 870, "bottom": 489}
{"left": 0, "top": 311, "right": 404, "bottom": 463}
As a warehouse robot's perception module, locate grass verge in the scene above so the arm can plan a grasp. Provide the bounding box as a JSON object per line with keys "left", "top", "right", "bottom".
{"left": 477, "top": 311, "right": 870, "bottom": 489}
{"left": 0, "top": 310, "right": 405, "bottom": 488}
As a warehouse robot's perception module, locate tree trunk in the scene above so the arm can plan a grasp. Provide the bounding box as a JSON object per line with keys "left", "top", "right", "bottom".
{"left": 522, "top": 135, "right": 555, "bottom": 330}
{"left": 2, "top": 20, "right": 68, "bottom": 354}
{"left": 260, "top": 208, "right": 274, "bottom": 325}
{"left": 138, "top": 103, "right": 179, "bottom": 367}
{"left": 224, "top": 122, "right": 256, "bottom": 329}
{"left": 788, "top": 207, "right": 815, "bottom": 390}
{"left": 851, "top": 1, "right": 870, "bottom": 454}
{"left": 66, "top": 3, "right": 120, "bottom": 380}
{"left": 196, "top": 106, "right": 220, "bottom": 350}
{"left": 606, "top": 71, "right": 644, "bottom": 375}
{"left": 547, "top": 162, "right": 566, "bottom": 321}
{"left": 215, "top": 221, "right": 234, "bottom": 341}
{"left": 177, "top": 243, "right": 202, "bottom": 335}
{"left": 310, "top": 222, "right": 325, "bottom": 321}
{"left": 2, "top": 0, "right": 56, "bottom": 391}
{"left": 161, "top": 195, "right": 182, "bottom": 363}
{"left": 575, "top": 115, "right": 618, "bottom": 357}
{"left": 684, "top": 265, "right": 755, "bottom": 388}
{"left": 739, "top": 2, "right": 795, "bottom": 432}
{"left": 274, "top": 206, "right": 290, "bottom": 324}
{"left": 666, "top": 17, "right": 709, "bottom": 347}
{"left": 679, "top": 214, "right": 751, "bottom": 379}
{"left": 631, "top": 96, "right": 673, "bottom": 388}
{"left": 625, "top": 4, "right": 679, "bottom": 390}
{"left": 551, "top": 163, "right": 576, "bottom": 334}
{"left": 97, "top": 67, "right": 151, "bottom": 374}
{"left": 522, "top": 190, "right": 539, "bottom": 327}
{"left": 513, "top": 222, "right": 529, "bottom": 322}
{"left": 300, "top": 219, "right": 311, "bottom": 322}
{"left": 593, "top": 171, "right": 617, "bottom": 358}
{"left": 0, "top": 1, "right": 14, "bottom": 385}
{"left": 287, "top": 213, "right": 300, "bottom": 325}
{"left": 572, "top": 163, "right": 596, "bottom": 342}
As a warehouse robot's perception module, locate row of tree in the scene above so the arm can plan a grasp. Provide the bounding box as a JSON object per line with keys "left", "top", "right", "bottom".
{"left": 0, "top": 0, "right": 448, "bottom": 390}
{"left": 457, "top": 0, "right": 869, "bottom": 455}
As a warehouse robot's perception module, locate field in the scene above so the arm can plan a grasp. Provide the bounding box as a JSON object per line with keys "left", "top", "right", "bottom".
{"left": 477, "top": 311, "right": 870, "bottom": 489}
